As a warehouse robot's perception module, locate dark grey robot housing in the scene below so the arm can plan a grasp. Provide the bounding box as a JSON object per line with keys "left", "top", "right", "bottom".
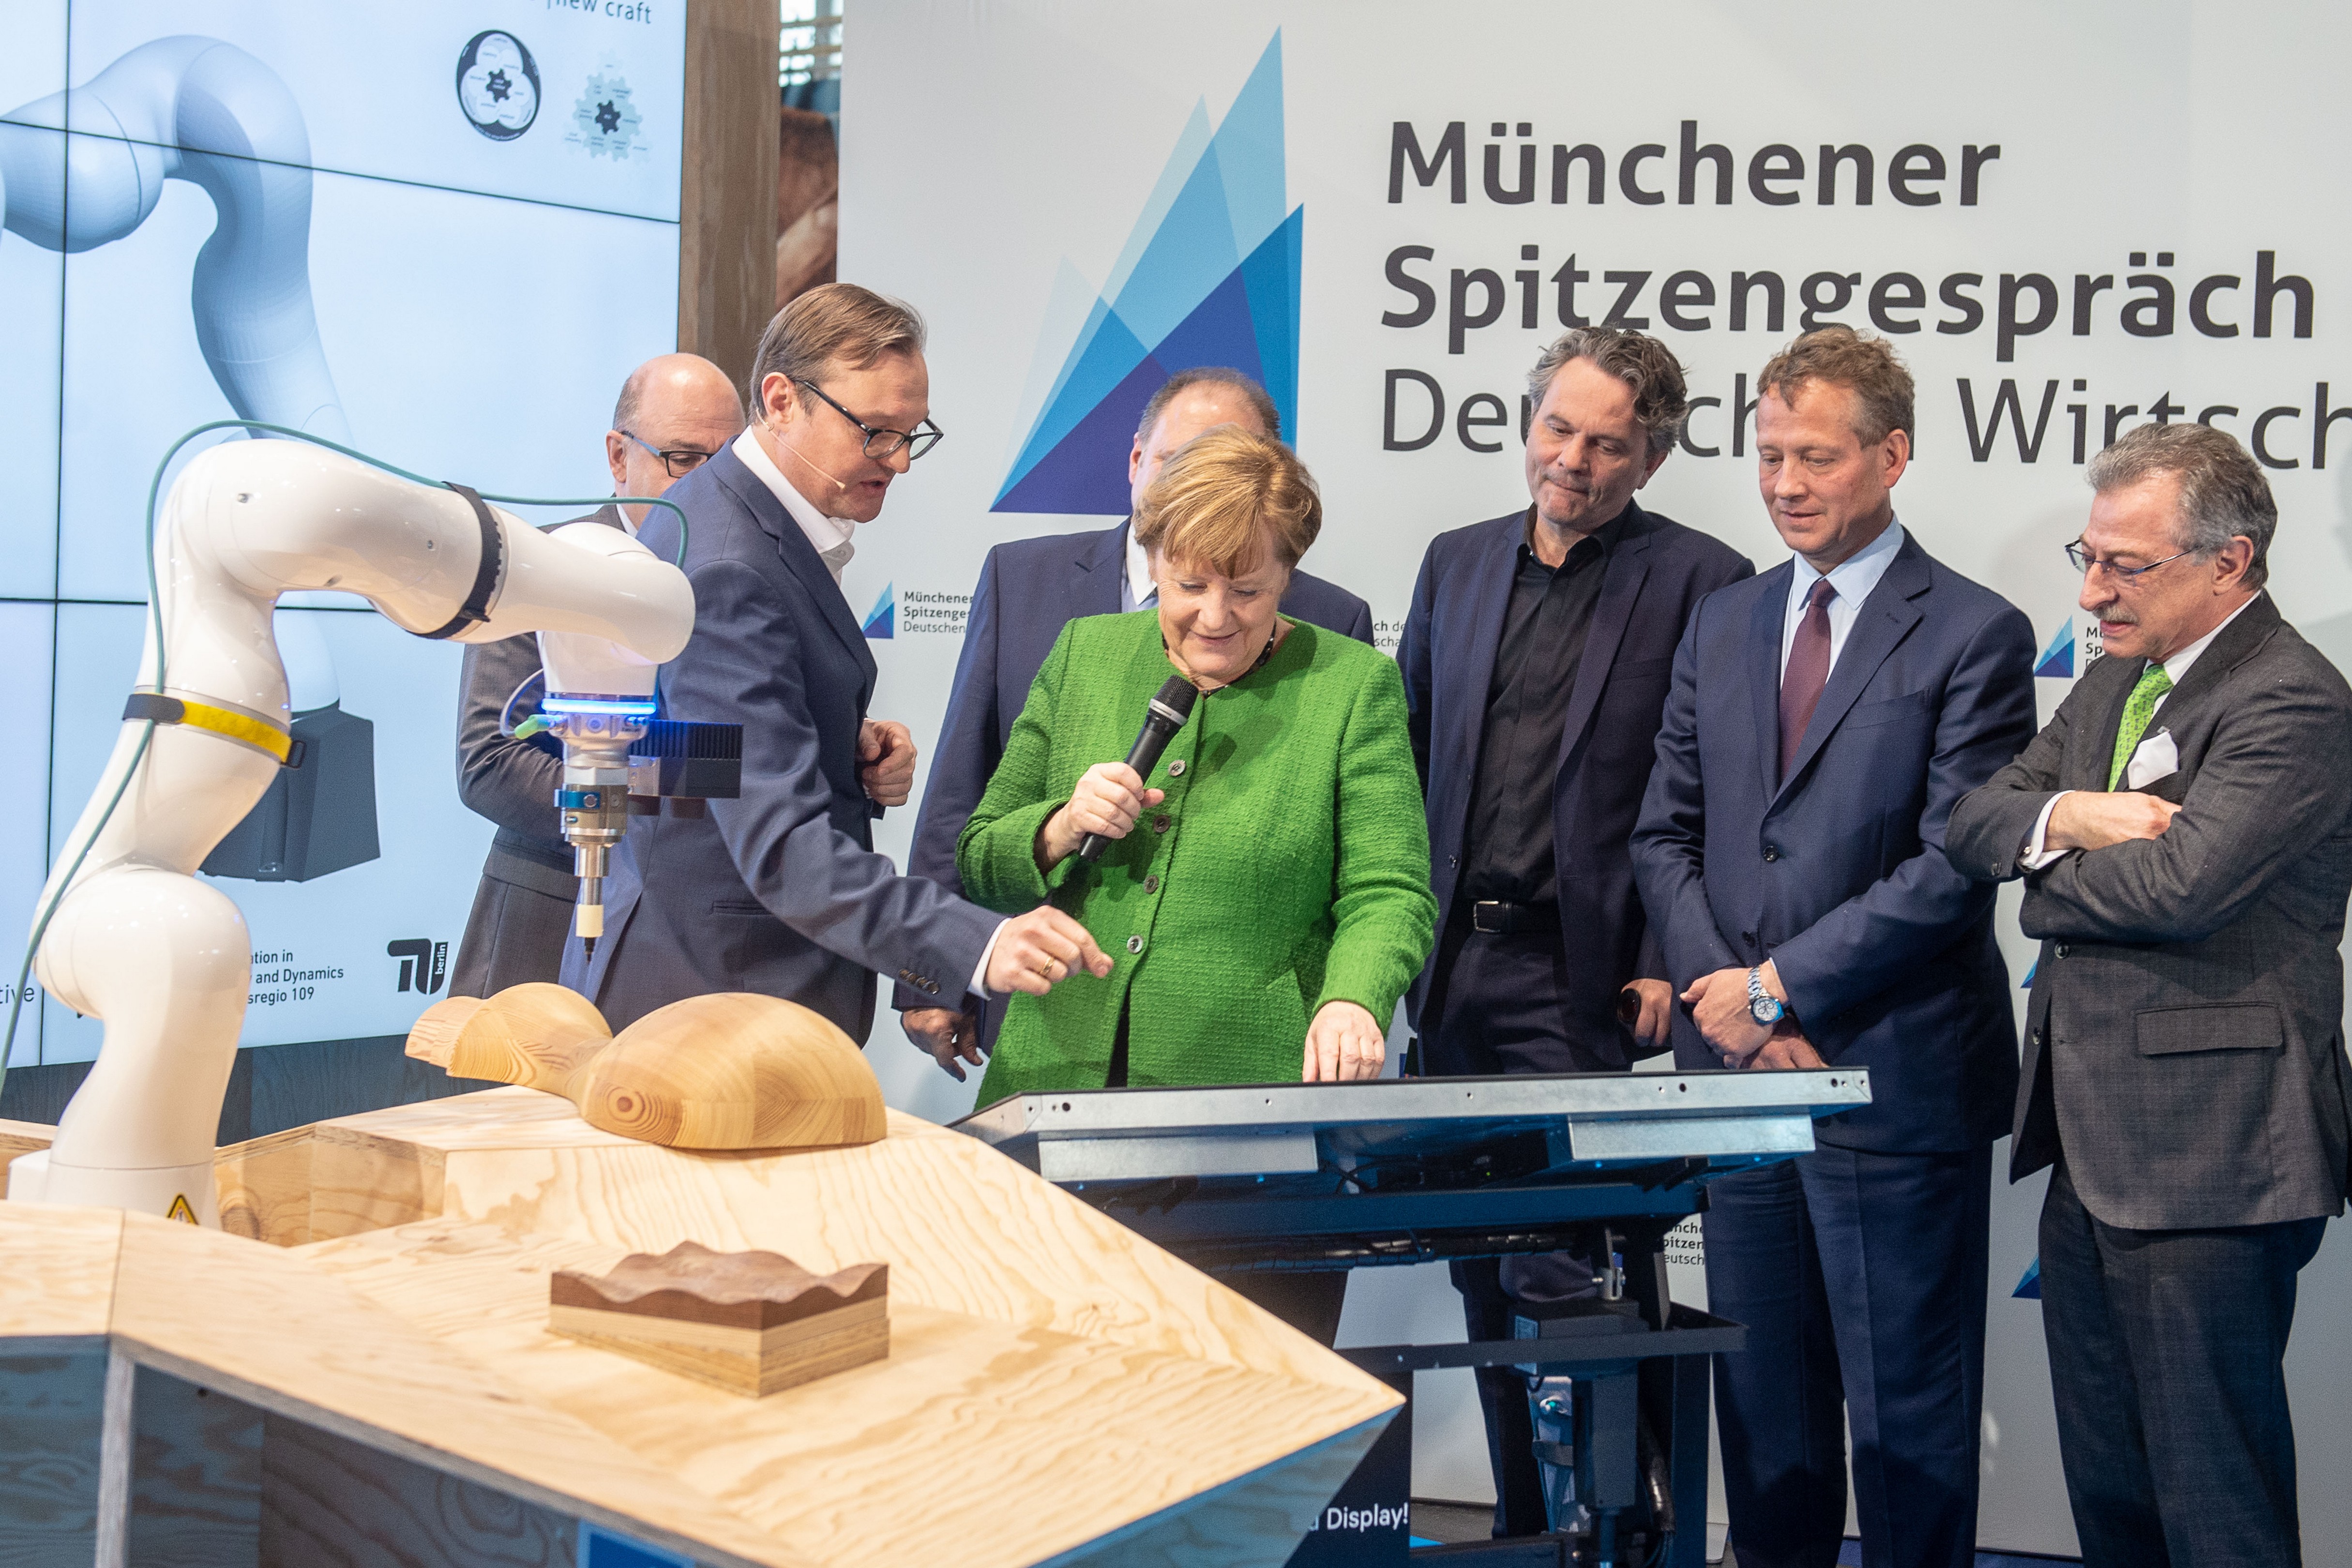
{"left": 201, "top": 702, "right": 381, "bottom": 882}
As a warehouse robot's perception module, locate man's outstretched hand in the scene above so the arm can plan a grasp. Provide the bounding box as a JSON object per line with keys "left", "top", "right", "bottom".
{"left": 985, "top": 907, "right": 1113, "bottom": 997}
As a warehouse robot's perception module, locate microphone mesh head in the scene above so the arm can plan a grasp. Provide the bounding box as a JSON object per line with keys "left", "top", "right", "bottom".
{"left": 1152, "top": 674, "right": 1199, "bottom": 722}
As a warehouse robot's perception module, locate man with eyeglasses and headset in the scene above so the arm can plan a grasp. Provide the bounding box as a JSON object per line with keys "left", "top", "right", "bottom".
{"left": 1950, "top": 420, "right": 2352, "bottom": 1568}
{"left": 560, "top": 283, "right": 1113, "bottom": 1043}
{"left": 449, "top": 351, "right": 743, "bottom": 996}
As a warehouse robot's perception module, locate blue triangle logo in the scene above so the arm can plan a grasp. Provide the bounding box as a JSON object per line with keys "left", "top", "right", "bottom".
{"left": 2012, "top": 1256, "right": 2043, "bottom": 1299}
{"left": 862, "top": 583, "right": 894, "bottom": 639}
{"left": 2033, "top": 618, "right": 2075, "bottom": 678}
{"left": 994, "top": 33, "right": 1300, "bottom": 515}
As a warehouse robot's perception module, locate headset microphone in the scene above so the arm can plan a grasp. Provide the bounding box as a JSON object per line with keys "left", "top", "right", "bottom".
{"left": 769, "top": 418, "right": 856, "bottom": 492}
{"left": 1077, "top": 675, "right": 1199, "bottom": 863}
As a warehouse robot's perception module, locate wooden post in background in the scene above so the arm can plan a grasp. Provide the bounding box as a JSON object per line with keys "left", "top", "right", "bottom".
{"left": 679, "top": 0, "right": 780, "bottom": 394}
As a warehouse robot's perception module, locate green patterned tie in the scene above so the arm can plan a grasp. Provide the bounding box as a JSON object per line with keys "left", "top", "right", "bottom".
{"left": 2107, "top": 663, "right": 2173, "bottom": 788}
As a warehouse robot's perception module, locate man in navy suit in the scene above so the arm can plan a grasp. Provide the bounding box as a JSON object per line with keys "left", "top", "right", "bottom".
{"left": 1397, "top": 327, "right": 1751, "bottom": 1535}
{"left": 564, "top": 284, "right": 1109, "bottom": 1041}
{"left": 898, "top": 368, "right": 1372, "bottom": 1075}
{"left": 1630, "top": 327, "right": 2037, "bottom": 1568}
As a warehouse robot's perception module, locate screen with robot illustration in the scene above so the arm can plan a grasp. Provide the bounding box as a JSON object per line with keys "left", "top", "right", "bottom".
{"left": 0, "top": 2, "right": 685, "bottom": 1065}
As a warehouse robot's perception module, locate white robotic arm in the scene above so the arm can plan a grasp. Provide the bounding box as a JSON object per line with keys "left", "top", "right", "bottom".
{"left": 13, "top": 440, "right": 694, "bottom": 1224}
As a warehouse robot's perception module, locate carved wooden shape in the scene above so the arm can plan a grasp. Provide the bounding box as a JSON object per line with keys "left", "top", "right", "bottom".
{"left": 401, "top": 988, "right": 885, "bottom": 1152}
{"left": 400, "top": 995, "right": 480, "bottom": 1069}
{"left": 448, "top": 983, "right": 614, "bottom": 1095}
{"left": 549, "top": 1241, "right": 889, "bottom": 1396}
{"left": 570, "top": 994, "right": 885, "bottom": 1149}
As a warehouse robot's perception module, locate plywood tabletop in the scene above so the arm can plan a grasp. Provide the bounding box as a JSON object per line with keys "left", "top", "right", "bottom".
{"left": 0, "top": 1204, "right": 120, "bottom": 1339}
{"left": 0, "top": 1206, "right": 813, "bottom": 1568}
{"left": 299, "top": 1219, "right": 1392, "bottom": 1568}
{"left": 309, "top": 1091, "right": 1383, "bottom": 1381}
{"left": 9, "top": 1089, "right": 1400, "bottom": 1568}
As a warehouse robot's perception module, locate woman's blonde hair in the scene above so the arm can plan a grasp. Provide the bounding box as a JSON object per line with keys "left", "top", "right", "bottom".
{"left": 1132, "top": 425, "right": 1322, "bottom": 577}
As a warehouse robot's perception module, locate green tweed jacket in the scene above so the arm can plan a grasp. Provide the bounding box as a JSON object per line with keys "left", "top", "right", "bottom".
{"left": 958, "top": 612, "right": 1437, "bottom": 1101}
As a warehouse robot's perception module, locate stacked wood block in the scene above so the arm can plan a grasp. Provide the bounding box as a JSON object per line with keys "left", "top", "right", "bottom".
{"left": 550, "top": 1241, "right": 890, "bottom": 1396}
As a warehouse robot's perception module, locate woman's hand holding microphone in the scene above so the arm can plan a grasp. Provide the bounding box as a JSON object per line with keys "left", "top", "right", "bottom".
{"left": 1036, "top": 763, "right": 1164, "bottom": 870}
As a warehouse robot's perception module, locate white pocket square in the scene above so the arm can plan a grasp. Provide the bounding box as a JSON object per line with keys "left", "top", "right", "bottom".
{"left": 2125, "top": 729, "right": 2178, "bottom": 791}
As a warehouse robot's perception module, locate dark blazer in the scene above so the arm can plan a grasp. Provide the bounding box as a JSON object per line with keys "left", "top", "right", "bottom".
{"left": 896, "top": 520, "right": 1372, "bottom": 1017}
{"left": 1946, "top": 593, "right": 2352, "bottom": 1228}
{"left": 449, "top": 505, "right": 624, "bottom": 997}
{"left": 562, "top": 446, "right": 999, "bottom": 1041}
{"left": 1398, "top": 501, "right": 1752, "bottom": 1066}
{"left": 1630, "top": 530, "right": 2038, "bottom": 1152}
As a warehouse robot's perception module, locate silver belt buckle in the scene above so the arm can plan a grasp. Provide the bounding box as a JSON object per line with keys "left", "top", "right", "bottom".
{"left": 1472, "top": 900, "right": 1508, "bottom": 934}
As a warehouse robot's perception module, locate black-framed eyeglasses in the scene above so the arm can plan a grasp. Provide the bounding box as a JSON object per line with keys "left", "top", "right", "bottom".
{"left": 802, "top": 382, "right": 944, "bottom": 462}
{"left": 2064, "top": 537, "right": 2199, "bottom": 582}
{"left": 619, "top": 430, "right": 718, "bottom": 479}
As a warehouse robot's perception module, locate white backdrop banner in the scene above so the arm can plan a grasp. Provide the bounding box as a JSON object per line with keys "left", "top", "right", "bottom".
{"left": 839, "top": 2, "right": 2352, "bottom": 1556}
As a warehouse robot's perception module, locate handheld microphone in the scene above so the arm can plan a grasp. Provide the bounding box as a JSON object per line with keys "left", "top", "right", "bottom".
{"left": 1076, "top": 675, "right": 1198, "bottom": 863}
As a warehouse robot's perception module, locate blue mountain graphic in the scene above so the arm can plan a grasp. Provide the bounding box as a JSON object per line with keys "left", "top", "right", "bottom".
{"left": 994, "top": 33, "right": 1300, "bottom": 515}
{"left": 2034, "top": 618, "right": 2074, "bottom": 678}
{"left": 862, "top": 583, "right": 894, "bottom": 639}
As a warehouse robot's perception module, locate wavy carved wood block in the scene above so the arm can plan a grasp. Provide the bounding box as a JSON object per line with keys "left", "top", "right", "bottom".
{"left": 549, "top": 1241, "right": 891, "bottom": 1396}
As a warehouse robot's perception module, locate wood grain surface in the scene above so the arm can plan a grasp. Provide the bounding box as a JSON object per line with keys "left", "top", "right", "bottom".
{"left": 127, "top": 1367, "right": 263, "bottom": 1568}
{"left": 3, "top": 1087, "right": 1400, "bottom": 1568}
{"left": 549, "top": 1241, "right": 886, "bottom": 1327}
{"left": 566, "top": 993, "right": 886, "bottom": 1151}
{"left": 0, "top": 1205, "right": 120, "bottom": 1337}
{"left": 403, "top": 997, "right": 484, "bottom": 1070}
{"left": 548, "top": 1303, "right": 889, "bottom": 1398}
{"left": 0, "top": 1345, "right": 109, "bottom": 1566}
{"left": 445, "top": 986, "right": 611, "bottom": 1099}
{"left": 214, "top": 1126, "right": 316, "bottom": 1245}
{"left": 259, "top": 1413, "right": 573, "bottom": 1568}
{"left": 0, "top": 1116, "right": 55, "bottom": 1183}
{"left": 0, "top": 1208, "right": 813, "bottom": 1568}
{"left": 299, "top": 1220, "right": 1394, "bottom": 1568}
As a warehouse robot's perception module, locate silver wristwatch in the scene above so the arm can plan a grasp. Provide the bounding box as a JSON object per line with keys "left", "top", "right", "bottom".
{"left": 1746, "top": 966, "right": 1786, "bottom": 1025}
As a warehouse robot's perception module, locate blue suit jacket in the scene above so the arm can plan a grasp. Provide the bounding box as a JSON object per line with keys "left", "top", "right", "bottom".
{"left": 897, "top": 520, "right": 1372, "bottom": 1018}
{"left": 1399, "top": 502, "right": 1753, "bottom": 1068}
{"left": 562, "top": 446, "right": 999, "bottom": 1041}
{"left": 1629, "top": 531, "right": 2038, "bottom": 1152}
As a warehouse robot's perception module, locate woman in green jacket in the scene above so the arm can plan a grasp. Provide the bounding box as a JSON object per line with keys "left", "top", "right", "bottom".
{"left": 956, "top": 425, "right": 1437, "bottom": 1102}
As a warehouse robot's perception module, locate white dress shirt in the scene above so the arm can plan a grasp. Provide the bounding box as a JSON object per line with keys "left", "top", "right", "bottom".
{"left": 2020, "top": 594, "right": 2259, "bottom": 868}
{"left": 728, "top": 427, "right": 1006, "bottom": 998}
{"left": 731, "top": 426, "right": 857, "bottom": 587}
{"left": 1121, "top": 521, "right": 1157, "bottom": 612}
{"left": 1780, "top": 518, "right": 1908, "bottom": 680}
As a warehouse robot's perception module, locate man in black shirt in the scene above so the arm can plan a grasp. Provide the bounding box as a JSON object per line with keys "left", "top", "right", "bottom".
{"left": 1398, "top": 328, "right": 1752, "bottom": 1535}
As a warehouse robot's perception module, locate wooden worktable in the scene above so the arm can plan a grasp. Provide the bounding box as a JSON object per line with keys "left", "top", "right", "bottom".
{"left": 1, "top": 1087, "right": 1396, "bottom": 1567}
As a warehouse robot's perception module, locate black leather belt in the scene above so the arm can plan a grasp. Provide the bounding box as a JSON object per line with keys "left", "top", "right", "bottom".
{"left": 1470, "top": 900, "right": 1560, "bottom": 935}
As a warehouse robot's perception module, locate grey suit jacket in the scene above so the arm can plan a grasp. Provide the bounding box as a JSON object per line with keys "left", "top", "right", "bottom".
{"left": 449, "top": 504, "right": 625, "bottom": 996}
{"left": 1947, "top": 592, "right": 2352, "bottom": 1229}
{"left": 560, "top": 448, "right": 1000, "bottom": 1042}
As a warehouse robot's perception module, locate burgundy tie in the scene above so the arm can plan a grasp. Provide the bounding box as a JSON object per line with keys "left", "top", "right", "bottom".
{"left": 1779, "top": 578, "right": 1836, "bottom": 781}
